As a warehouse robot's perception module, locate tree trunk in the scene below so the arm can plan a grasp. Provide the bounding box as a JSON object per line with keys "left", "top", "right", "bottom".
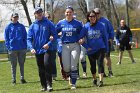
{"left": 107, "top": 0, "right": 112, "bottom": 22}
{"left": 20, "top": 0, "right": 32, "bottom": 25}
{"left": 126, "top": 0, "right": 129, "bottom": 26}
{"left": 110, "top": 0, "right": 120, "bottom": 27}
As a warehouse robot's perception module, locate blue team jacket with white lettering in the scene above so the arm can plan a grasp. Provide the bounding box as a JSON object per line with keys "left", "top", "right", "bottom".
{"left": 27, "top": 17, "right": 58, "bottom": 54}
{"left": 80, "top": 22, "right": 109, "bottom": 55}
{"left": 4, "top": 21, "right": 27, "bottom": 51}
{"left": 56, "top": 19, "right": 83, "bottom": 43}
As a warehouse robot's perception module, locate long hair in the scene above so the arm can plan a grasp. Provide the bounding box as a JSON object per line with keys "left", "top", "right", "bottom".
{"left": 86, "top": 10, "right": 97, "bottom": 23}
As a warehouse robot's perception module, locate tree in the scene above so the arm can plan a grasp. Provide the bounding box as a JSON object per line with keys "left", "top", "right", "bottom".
{"left": 20, "top": 0, "right": 32, "bottom": 25}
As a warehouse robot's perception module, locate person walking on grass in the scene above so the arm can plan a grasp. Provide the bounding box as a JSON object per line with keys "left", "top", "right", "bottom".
{"left": 79, "top": 10, "right": 108, "bottom": 87}
{"left": 4, "top": 13, "right": 27, "bottom": 84}
{"left": 56, "top": 6, "right": 83, "bottom": 89}
{"left": 116, "top": 19, "right": 136, "bottom": 65}
{"left": 27, "top": 7, "right": 58, "bottom": 92}
{"left": 94, "top": 8, "right": 114, "bottom": 77}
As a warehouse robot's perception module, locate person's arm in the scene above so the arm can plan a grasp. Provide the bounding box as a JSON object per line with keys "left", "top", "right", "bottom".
{"left": 101, "top": 25, "right": 109, "bottom": 53}
{"left": 115, "top": 28, "right": 120, "bottom": 45}
{"left": 4, "top": 25, "right": 10, "bottom": 50}
{"left": 27, "top": 25, "right": 34, "bottom": 50}
{"left": 22, "top": 25, "right": 27, "bottom": 48}
{"left": 108, "top": 21, "right": 115, "bottom": 43}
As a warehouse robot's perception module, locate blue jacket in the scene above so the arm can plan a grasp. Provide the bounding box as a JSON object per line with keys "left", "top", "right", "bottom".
{"left": 4, "top": 21, "right": 27, "bottom": 51}
{"left": 98, "top": 17, "right": 114, "bottom": 40}
{"left": 27, "top": 17, "right": 58, "bottom": 54}
{"left": 80, "top": 22, "right": 109, "bottom": 55}
{"left": 56, "top": 19, "right": 83, "bottom": 43}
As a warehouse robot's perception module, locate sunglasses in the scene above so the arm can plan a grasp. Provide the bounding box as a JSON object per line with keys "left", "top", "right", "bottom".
{"left": 88, "top": 15, "right": 96, "bottom": 18}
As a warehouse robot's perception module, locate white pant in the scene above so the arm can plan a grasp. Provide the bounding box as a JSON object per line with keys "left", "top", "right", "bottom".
{"left": 62, "top": 43, "right": 80, "bottom": 72}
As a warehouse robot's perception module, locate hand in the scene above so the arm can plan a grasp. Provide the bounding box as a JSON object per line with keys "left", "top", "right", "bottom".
{"left": 58, "top": 32, "right": 62, "bottom": 36}
{"left": 49, "top": 36, "right": 54, "bottom": 41}
{"left": 129, "top": 42, "right": 132, "bottom": 45}
{"left": 78, "top": 39, "right": 84, "bottom": 44}
{"left": 31, "top": 49, "right": 36, "bottom": 54}
{"left": 43, "top": 44, "right": 49, "bottom": 50}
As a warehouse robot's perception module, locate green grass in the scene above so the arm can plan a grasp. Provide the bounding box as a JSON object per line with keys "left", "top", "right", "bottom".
{"left": 0, "top": 49, "right": 140, "bottom": 93}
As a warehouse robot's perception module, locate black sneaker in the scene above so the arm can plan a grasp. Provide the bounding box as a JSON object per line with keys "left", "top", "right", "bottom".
{"left": 12, "top": 80, "right": 16, "bottom": 84}
{"left": 108, "top": 72, "right": 113, "bottom": 77}
{"left": 116, "top": 62, "right": 121, "bottom": 65}
{"left": 47, "top": 85, "right": 53, "bottom": 92}
{"left": 98, "top": 81, "right": 103, "bottom": 87}
{"left": 21, "top": 79, "right": 27, "bottom": 84}
{"left": 93, "top": 79, "right": 97, "bottom": 86}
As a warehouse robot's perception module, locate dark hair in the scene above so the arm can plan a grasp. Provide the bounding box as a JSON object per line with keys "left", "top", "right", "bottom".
{"left": 66, "top": 6, "right": 74, "bottom": 11}
{"left": 86, "top": 10, "right": 96, "bottom": 22}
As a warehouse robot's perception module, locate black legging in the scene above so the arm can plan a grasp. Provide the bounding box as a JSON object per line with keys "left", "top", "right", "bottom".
{"left": 88, "top": 48, "right": 105, "bottom": 74}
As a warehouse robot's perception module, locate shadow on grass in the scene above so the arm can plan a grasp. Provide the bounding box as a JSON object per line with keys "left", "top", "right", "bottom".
{"left": 104, "top": 80, "right": 140, "bottom": 87}
{"left": 114, "top": 72, "right": 140, "bottom": 77}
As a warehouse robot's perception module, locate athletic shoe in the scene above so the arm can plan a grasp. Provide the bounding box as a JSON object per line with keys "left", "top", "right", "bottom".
{"left": 47, "top": 85, "right": 53, "bottom": 92}
{"left": 21, "top": 79, "right": 27, "bottom": 84}
{"left": 83, "top": 72, "right": 87, "bottom": 78}
{"left": 93, "top": 79, "right": 97, "bottom": 86}
{"left": 116, "top": 62, "right": 121, "bottom": 65}
{"left": 98, "top": 81, "right": 103, "bottom": 87}
{"left": 77, "top": 76, "right": 80, "bottom": 79}
{"left": 71, "top": 84, "right": 76, "bottom": 90}
{"left": 12, "top": 80, "right": 16, "bottom": 84}
{"left": 132, "top": 61, "right": 136, "bottom": 64}
{"left": 108, "top": 72, "right": 113, "bottom": 77}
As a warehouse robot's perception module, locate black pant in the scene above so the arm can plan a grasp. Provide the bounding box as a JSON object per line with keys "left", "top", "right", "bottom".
{"left": 88, "top": 48, "right": 105, "bottom": 74}
{"left": 35, "top": 51, "right": 52, "bottom": 88}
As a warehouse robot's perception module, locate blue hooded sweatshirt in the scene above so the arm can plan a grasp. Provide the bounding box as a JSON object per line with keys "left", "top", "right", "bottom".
{"left": 98, "top": 17, "right": 114, "bottom": 40}
{"left": 27, "top": 17, "right": 58, "bottom": 54}
{"left": 4, "top": 21, "right": 27, "bottom": 51}
{"left": 80, "top": 22, "right": 109, "bottom": 55}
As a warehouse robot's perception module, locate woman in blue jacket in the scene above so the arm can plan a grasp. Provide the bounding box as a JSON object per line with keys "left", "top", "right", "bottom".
{"left": 79, "top": 10, "right": 108, "bottom": 87}
{"left": 4, "top": 13, "right": 27, "bottom": 84}
{"left": 27, "top": 7, "right": 57, "bottom": 92}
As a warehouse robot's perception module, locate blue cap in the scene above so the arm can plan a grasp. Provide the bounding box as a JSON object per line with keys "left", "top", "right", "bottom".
{"left": 66, "top": 6, "right": 74, "bottom": 11}
{"left": 11, "top": 13, "right": 19, "bottom": 17}
{"left": 34, "top": 7, "right": 43, "bottom": 13}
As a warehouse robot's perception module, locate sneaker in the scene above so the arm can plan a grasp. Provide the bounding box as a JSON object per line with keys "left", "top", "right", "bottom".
{"left": 47, "top": 85, "right": 53, "bottom": 92}
{"left": 52, "top": 77, "right": 56, "bottom": 81}
{"left": 116, "top": 62, "right": 121, "bottom": 65}
{"left": 132, "top": 61, "right": 136, "bottom": 64}
{"left": 93, "top": 79, "right": 97, "bottom": 86}
{"left": 21, "top": 79, "right": 27, "bottom": 84}
{"left": 108, "top": 72, "right": 113, "bottom": 77}
{"left": 40, "top": 87, "right": 46, "bottom": 92}
{"left": 83, "top": 72, "right": 87, "bottom": 78}
{"left": 12, "top": 80, "right": 16, "bottom": 84}
{"left": 71, "top": 84, "right": 76, "bottom": 90}
{"left": 98, "top": 81, "right": 103, "bottom": 87}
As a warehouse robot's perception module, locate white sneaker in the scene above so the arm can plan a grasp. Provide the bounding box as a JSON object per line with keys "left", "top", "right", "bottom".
{"left": 116, "top": 62, "right": 121, "bottom": 65}
{"left": 71, "top": 84, "right": 76, "bottom": 90}
{"left": 83, "top": 72, "right": 87, "bottom": 78}
{"left": 47, "top": 85, "right": 53, "bottom": 92}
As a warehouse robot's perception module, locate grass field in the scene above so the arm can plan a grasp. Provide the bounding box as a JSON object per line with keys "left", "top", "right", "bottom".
{"left": 0, "top": 49, "right": 140, "bottom": 93}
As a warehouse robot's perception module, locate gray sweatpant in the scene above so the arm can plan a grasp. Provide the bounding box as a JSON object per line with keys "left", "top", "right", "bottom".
{"left": 62, "top": 43, "right": 81, "bottom": 72}
{"left": 8, "top": 49, "right": 26, "bottom": 81}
